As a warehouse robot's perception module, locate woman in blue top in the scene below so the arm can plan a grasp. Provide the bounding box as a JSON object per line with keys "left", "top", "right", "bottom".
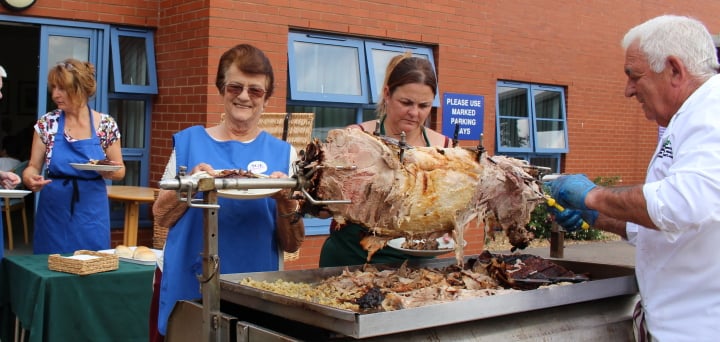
{"left": 318, "top": 53, "right": 451, "bottom": 267}
{"left": 22, "top": 59, "right": 125, "bottom": 254}
{"left": 150, "top": 44, "right": 305, "bottom": 340}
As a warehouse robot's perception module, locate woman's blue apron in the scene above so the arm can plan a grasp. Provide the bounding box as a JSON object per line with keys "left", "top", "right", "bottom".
{"left": 33, "top": 108, "right": 110, "bottom": 254}
{"left": 157, "top": 126, "right": 290, "bottom": 335}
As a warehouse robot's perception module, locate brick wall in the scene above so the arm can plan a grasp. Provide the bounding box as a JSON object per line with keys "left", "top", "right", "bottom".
{"left": 0, "top": 0, "right": 159, "bottom": 27}
{"left": 146, "top": 0, "right": 720, "bottom": 186}
{"left": 6, "top": 0, "right": 720, "bottom": 268}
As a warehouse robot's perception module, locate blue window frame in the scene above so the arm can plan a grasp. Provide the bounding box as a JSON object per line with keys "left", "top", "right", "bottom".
{"left": 364, "top": 41, "right": 439, "bottom": 106}
{"left": 496, "top": 81, "right": 568, "bottom": 173}
{"left": 110, "top": 27, "right": 158, "bottom": 94}
{"left": 288, "top": 32, "right": 369, "bottom": 103}
{"left": 38, "top": 25, "right": 105, "bottom": 116}
{"left": 287, "top": 32, "right": 436, "bottom": 236}
{"left": 107, "top": 28, "right": 157, "bottom": 227}
{"left": 108, "top": 27, "right": 156, "bottom": 187}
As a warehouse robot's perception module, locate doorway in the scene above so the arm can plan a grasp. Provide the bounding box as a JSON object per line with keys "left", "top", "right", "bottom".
{"left": 1, "top": 22, "right": 39, "bottom": 253}
{"left": 0, "top": 22, "right": 40, "bottom": 162}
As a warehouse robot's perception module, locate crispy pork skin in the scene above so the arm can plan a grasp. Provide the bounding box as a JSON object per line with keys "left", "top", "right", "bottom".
{"left": 299, "top": 128, "right": 543, "bottom": 264}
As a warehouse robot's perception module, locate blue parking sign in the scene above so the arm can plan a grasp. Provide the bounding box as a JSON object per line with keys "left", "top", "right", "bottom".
{"left": 441, "top": 93, "right": 484, "bottom": 140}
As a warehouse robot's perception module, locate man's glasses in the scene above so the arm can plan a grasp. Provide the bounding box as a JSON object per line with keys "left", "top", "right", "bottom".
{"left": 224, "top": 83, "right": 266, "bottom": 99}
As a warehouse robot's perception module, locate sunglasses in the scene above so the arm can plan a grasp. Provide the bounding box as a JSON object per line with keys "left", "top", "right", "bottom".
{"left": 224, "top": 83, "right": 266, "bottom": 99}
{"left": 57, "top": 62, "right": 75, "bottom": 71}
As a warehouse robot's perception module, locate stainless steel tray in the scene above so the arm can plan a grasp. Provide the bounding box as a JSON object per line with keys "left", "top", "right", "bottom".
{"left": 220, "top": 256, "right": 637, "bottom": 339}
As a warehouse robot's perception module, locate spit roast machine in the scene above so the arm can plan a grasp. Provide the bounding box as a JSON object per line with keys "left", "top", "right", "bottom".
{"left": 159, "top": 135, "right": 639, "bottom": 342}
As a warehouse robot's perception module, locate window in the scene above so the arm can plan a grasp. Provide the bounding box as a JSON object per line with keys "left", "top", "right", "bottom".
{"left": 287, "top": 32, "right": 437, "bottom": 234}
{"left": 108, "top": 27, "right": 157, "bottom": 186}
{"left": 110, "top": 27, "right": 158, "bottom": 94}
{"left": 496, "top": 81, "right": 568, "bottom": 172}
{"left": 364, "top": 41, "right": 439, "bottom": 105}
{"left": 107, "top": 27, "right": 157, "bottom": 227}
{"left": 288, "top": 33, "right": 368, "bottom": 103}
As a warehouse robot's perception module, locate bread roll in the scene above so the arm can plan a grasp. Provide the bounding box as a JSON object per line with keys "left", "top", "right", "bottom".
{"left": 133, "top": 246, "right": 151, "bottom": 255}
{"left": 114, "top": 245, "right": 133, "bottom": 258}
{"left": 133, "top": 249, "right": 157, "bottom": 262}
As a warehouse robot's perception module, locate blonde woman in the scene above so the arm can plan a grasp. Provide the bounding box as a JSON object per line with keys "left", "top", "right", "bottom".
{"left": 23, "top": 59, "right": 125, "bottom": 254}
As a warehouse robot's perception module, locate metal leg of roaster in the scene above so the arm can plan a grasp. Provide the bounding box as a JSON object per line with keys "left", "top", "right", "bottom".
{"left": 200, "top": 190, "right": 221, "bottom": 341}
{"left": 550, "top": 221, "right": 564, "bottom": 258}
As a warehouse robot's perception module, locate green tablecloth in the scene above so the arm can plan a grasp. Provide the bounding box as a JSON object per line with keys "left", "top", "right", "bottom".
{"left": 0, "top": 254, "right": 155, "bottom": 342}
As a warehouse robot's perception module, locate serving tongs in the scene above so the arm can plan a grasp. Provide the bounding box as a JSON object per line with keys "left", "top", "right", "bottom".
{"left": 509, "top": 274, "right": 590, "bottom": 290}
{"left": 513, "top": 274, "right": 589, "bottom": 285}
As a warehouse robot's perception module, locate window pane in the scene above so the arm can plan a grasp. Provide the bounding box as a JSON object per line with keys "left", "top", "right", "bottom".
{"left": 118, "top": 36, "right": 149, "bottom": 86}
{"left": 529, "top": 155, "right": 560, "bottom": 174}
{"left": 112, "top": 160, "right": 140, "bottom": 185}
{"left": 498, "top": 86, "right": 530, "bottom": 148}
{"left": 498, "top": 86, "right": 529, "bottom": 118}
{"left": 110, "top": 99, "right": 145, "bottom": 148}
{"left": 110, "top": 28, "right": 158, "bottom": 94}
{"left": 288, "top": 105, "right": 359, "bottom": 140}
{"left": 534, "top": 89, "right": 563, "bottom": 119}
{"left": 48, "top": 36, "right": 89, "bottom": 67}
{"left": 370, "top": 49, "right": 401, "bottom": 97}
{"left": 369, "top": 50, "right": 430, "bottom": 99}
{"left": 499, "top": 117, "right": 531, "bottom": 148}
{"left": 292, "top": 41, "right": 362, "bottom": 96}
{"left": 536, "top": 120, "right": 566, "bottom": 149}
{"left": 362, "top": 108, "right": 377, "bottom": 122}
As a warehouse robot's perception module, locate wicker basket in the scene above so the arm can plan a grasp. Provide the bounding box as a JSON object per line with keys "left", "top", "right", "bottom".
{"left": 48, "top": 250, "right": 119, "bottom": 275}
{"left": 258, "top": 112, "right": 315, "bottom": 153}
{"left": 283, "top": 249, "right": 300, "bottom": 261}
{"left": 259, "top": 113, "right": 314, "bottom": 263}
{"left": 153, "top": 222, "right": 168, "bottom": 249}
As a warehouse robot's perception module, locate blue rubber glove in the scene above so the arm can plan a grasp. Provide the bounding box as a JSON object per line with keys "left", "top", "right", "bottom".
{"left": 549, "top": 207, "right": 598, "bottom": 232}
{"left": 548, "top": 174, "right": 596, "bottom": 210}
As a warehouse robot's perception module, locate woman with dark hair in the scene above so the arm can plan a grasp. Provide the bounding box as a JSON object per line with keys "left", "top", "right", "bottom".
{"left": 22, "top": 58, "right": 125, "bottom": 254}
{"left": 319, "top": 52, "right": 450, "bottom": 267}
{"left": 150, "top": 44, "right": 304, "bottom": 340}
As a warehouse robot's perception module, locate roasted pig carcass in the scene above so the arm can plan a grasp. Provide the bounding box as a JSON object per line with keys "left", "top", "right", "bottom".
{"left": 298, "top": 128, "right": 544, "bottom": 264}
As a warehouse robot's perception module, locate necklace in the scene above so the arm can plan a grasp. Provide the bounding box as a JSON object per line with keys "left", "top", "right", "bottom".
{"left": 379, "top": 116, "right": 431, "bottom": 147}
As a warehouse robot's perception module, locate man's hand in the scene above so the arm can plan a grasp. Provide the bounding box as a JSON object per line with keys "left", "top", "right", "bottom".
{"left": 549, "top": 207, "right": 599, "bottom": 232}
{"left": 548, "top": 174, "right": 596, "bottom": 210}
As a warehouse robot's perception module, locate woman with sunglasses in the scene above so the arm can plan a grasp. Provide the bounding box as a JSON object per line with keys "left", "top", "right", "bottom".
{"left": 318, "top": 53, "right": 451, "bottom": 267}
{"left": 23, "top": 59, "right": 125, "bottom": 254}
{"left": 150, "top": 44, "right": 304, "bottom": 340}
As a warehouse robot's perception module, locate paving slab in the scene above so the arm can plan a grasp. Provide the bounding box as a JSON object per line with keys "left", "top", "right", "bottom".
{"left": 522, "top": 240, "right": 635, "bottom": 267}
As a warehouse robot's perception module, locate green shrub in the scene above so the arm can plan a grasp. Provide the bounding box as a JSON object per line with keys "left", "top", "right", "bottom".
{"left": 528, "top": 175, "right": 621, "bottom": 240}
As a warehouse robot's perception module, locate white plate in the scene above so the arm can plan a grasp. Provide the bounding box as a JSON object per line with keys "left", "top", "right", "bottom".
{"left": 70, "top": 163, "right": 122, "bottom": 172}
{"left": 98, "top": 247, "right": 163, "bottom": 266}
{"left": 217, "top": 188, "right": 280, "bottom": 199}
{"left": 386, "top": 237, "right": 467, "bottom": 257}
{"left": 0, "top": 189, "right": 31, "bottom": 199}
